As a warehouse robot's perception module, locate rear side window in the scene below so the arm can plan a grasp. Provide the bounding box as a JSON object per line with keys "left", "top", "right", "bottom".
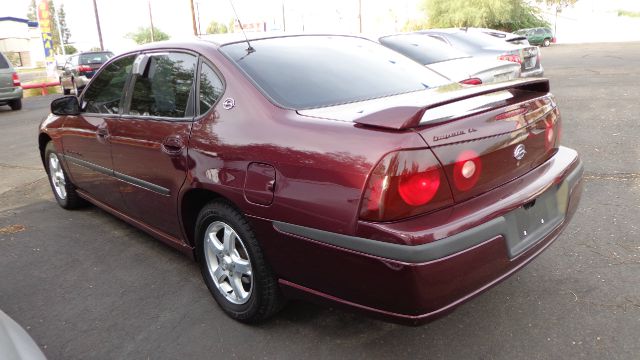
{"left": 0, "top": 54, "right": 9, "bottom": 69}
{"left": 199, "top": 62, "right": 224, "bottom": 115}
{"left": 83, "top": 55, "right": 135, "bottom": 114}
{"left": 128, "top": 52, "right": 197, "bottom": 118}
{"left": 221, "top": 36, "right": 450, "bottom": 109}
{"left": 79, "top": 52, "right": 113, "bottom": 65}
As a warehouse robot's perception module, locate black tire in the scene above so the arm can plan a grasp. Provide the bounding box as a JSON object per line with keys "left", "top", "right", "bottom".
{"left": 63, "top": 87, "right": 71, "bottom": 95}
{"left": 543, "top": 38, "right": 551, "bottom": 47}
{"left": 9, "top": 99, "right": 22, "bottom": 111}
{"left": 195, "top": 201, "right": 284, "bottom": 323}
{"left": 44, "top": 141, "right": 86, "bottom": 209}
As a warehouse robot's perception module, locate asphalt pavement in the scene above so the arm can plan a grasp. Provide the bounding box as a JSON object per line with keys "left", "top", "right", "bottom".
{"left": 0, "top": 42, "right": 639, "bottom": 360}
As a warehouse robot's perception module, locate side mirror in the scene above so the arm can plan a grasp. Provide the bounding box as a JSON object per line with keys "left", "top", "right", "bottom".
{"left": 51, "top": 96, "right": 81, "bottom": 116}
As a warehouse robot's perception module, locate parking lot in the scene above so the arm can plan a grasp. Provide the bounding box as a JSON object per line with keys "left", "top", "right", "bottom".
{"left": 1, "top": 42, "right": 639, "bottom": 359}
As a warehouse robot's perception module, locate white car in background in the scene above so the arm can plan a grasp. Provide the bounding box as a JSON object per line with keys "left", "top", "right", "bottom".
{"left": 0, "top": 310, "right": 46, "bottom": 360}
{"left": 376, "top": 33, "right": 521, "bottom": 85}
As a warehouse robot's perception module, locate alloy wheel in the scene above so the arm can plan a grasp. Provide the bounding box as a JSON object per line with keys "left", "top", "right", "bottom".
{"left": 203, "top": 221, "right": 253, "bottom": 304}
{"left": 48, "top": 153, "right": 67, "bottom": 200}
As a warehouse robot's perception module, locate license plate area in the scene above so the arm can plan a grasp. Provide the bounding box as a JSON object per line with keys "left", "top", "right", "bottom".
{"left": 503, "top": 182, "right": 569, "bottom": 258}
{"left": 524, "top": 57, "right": 536, "bottom": 69}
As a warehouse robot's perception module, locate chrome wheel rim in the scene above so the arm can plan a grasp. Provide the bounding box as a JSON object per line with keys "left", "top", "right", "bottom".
{"left": 204, "top": 221, "right": 253, "bottom": 304}
{"left": 48, "top": 153, "right": 67, "bottom": 200}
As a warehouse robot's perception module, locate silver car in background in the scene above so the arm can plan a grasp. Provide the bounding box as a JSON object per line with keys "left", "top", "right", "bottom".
{"left": 0, "top": 52, "right": 23, "bottom": 111}
{"left": 377, "top": 34, "right": 520, "bottom": 85}
{"left": 419, "top": 28, "right": 544, "bottom": 78}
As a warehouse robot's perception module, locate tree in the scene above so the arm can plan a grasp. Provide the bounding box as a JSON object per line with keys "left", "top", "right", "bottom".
{"left": 537, "top": 0, "right": 578, "bottom": 6}
{"left": 206, "top": 21, "right": 228, "bottom": 34}
{"left": 126, "top": 27, "right": 170, "bottom": 44}
{"left": 420, "top": 0, "right": 549, "bottom": 32}
{"left": 27, "top": 0, "right": 37, "bottom": 21}
{"left": 64, "top": 45, "right": 78, "bottom": 54}
{"left": 57, "top": 4, "right": 71, "bottom": 44}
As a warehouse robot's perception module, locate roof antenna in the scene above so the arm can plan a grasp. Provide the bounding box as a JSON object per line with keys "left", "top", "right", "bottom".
{"left": 228, "top": 0, "right": 255, "bottom": 53}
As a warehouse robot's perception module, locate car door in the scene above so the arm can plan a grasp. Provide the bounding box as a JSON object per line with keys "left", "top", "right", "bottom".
{"left": 107, "top": 51, "right": 197, "bottom": 239}
{"left": 61, "top": 54, "right": 135, "bottom": 210}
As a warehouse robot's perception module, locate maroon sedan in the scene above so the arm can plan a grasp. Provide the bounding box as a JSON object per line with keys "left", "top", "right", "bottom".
{"left": 38, "top": 35, "right": 583, "bottom": 325}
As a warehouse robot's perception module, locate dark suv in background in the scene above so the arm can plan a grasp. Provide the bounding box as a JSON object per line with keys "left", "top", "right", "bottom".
{"left": 59, "top": 51, "right": 113, "bottom": 95}
{"left": 0, "top": 52, "right": 23, "bottom": 111}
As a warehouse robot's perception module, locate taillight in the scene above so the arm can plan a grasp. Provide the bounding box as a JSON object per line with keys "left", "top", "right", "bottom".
{"left": 12, "top": 72, "right": 20, "bottom": 87}
{"left": 498, "top": 54, "right": 522, "bottom": 64}
{"left": 459, "top": 78, "right": 482, "bottom": 86}
{"left": 552, "top": 37, "right": 557, "bottom": 43}
{"left": 452, "top": 150, "right": 482, "bottom": 191}
{"left": 360, "top": 149, "right": 453, "bottom": 221}
{"left": 77, "top": 65, "right": 92, "bottom": 73}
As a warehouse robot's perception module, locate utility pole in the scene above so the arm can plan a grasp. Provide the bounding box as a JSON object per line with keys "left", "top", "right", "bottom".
{"left": 91, "top": 0, "right": 104, "bottom": 50}
{"left": 189, "top": 0, "right": 198, "bottom": 36}
{"left": 195, "top": 0, "right": 201, "bottom": 35}
{"left": 148, "top": 0, "right": 155, "bottom": 42}
{"left": 282, "top": 0, "right": 286, "bottom": 31}
{"left": 358, "top": 0, "right": 362, "bottom": 33}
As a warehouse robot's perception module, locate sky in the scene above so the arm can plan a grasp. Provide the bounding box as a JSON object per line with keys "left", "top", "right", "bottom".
{"left": 3, "top": 0, "right": 640, "bottom": 53}
{"left": 3, "top": 0, "right": 420, "bottom": 53}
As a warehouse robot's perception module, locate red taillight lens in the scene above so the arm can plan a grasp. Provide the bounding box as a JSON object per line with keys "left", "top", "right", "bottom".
{"left": 360, "top": 149, "right": 453, "bottom": 221}
{"left": 77, "top": 65, "right": 92, "bottom": 73}
{"left": 452, "top": 150, "right": 482, "bottom": 191}
{"left": 398, "top": 169, "right": 441, "bottom": 206}
{"left": 12, "top": 72, "right": 20, "bottom": 87}
{"left": 459, "top": 78, "right": 482, "bottom": 86}
{"left": 498, "top": 54, "right": 522, "bottom": 64}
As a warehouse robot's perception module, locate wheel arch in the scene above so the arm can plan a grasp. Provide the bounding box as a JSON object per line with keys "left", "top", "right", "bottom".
{"left": 38, "top": 133, "right": 52, "bottom": 171}
{"left": 180, "top": 187, "right": 239, "bottom": 249}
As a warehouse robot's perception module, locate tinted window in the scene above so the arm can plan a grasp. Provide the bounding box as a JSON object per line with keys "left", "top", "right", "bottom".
{"left": 199, "top": 62, "right": 224, "bottom": 115}
{"left": 79, "top": 52, "right": 113, "bottom": 65}
{"left": 0, "top": 53, "right": 9, "bottom": 69}
{"left": 221, "top": 36, "right": 450, "bottom": 109}
{"left": 436, "top": 32, "right": 505, "bottom": 52}
{"left": 128, "top": 53, "right": 196, "bottom": 118}
{"left": 83, "top": 55, "right": 135, "bottom": 114}
{"left": 379, "top": 34, "right": 469, "bottom": 65}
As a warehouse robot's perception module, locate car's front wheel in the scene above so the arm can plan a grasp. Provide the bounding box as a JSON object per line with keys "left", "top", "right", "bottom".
{"left": 45, "top": 142, "right": 85, "bottom": 209}
{"left": 543, "top": 38, "right": 551, "bottom": 47}
{"left": 195, "top": 201, "right": 283, "bottom": 323}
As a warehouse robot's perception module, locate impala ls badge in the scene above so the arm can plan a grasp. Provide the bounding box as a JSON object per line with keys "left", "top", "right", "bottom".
{"left": 222, "top": 98, "right": 235, "bottom": 110}
{"left": 513, "top": 144, "right": 527, "bottom": 161}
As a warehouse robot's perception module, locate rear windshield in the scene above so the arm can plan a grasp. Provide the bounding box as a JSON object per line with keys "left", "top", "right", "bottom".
{"left": 221, "top": 36, "right": 450, "bottom": 109}
{"left": 433, "top": 31, "right": 505, "bottom": 52}
{"left": 379, "top": 34, "right": 469, "bottom": 65}
{"left": 0, "top": 54, "right": 9, "bottom": 69}
{"left": 80, "top": 52, "right": 113, "bottom": 65}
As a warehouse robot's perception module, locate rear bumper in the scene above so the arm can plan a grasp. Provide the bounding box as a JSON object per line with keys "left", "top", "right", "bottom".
{"left": 0, "top": 86, "right": 23, "bottom": 102}
{"left": 258, "top": 146, "right": 583, "bottom": 324}
{"left": 521, "top": 65, "right": 544, "bottom": 78}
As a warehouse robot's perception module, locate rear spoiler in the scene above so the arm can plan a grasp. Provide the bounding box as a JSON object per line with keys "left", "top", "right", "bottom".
{"left": 354, "top": 78, "right": 550, "bottom": 130}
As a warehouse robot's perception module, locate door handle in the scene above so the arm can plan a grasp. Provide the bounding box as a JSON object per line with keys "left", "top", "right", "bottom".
{"left": 161, "top": 135, "right": 185, "bottom": 155}
{"left": 96, "top": 125, "right": 109, "bottom": 142}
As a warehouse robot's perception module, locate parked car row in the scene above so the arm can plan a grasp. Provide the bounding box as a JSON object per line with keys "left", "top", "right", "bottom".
{"left": 40, "top": 31, "right": 582, "bottom": 325}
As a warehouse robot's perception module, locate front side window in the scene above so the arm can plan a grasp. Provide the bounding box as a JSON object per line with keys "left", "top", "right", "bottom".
{"left": 82, "top": 55, "right": 135, "bottom": 114}
{"left": 128, "top": 52, "right": 197, "bottom": 118}
{"left": 199, "top": 62, "right": 224, "bottom": 115}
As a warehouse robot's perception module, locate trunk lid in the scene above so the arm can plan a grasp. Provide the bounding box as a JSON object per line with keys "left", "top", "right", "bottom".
{"left": 298, "top": 78, "right": 560, "bottom": 204}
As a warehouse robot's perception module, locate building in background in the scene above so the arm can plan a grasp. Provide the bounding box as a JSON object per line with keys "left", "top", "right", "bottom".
{"left": 0, "top": 17, "right": 44, "bottom": 68}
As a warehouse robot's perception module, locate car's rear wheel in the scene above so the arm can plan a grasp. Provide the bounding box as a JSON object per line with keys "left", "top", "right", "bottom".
{"left": 45, "top": 142, "right": 85, "bottom": 209}
{"left": 195, "top": 201, "right": 283, "bottom": 323}
{"left": 9, "top": 99, "right": 22, "bottom": 111}
{"left": 543, "top": 38, "right": 551, "bottom": 47}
